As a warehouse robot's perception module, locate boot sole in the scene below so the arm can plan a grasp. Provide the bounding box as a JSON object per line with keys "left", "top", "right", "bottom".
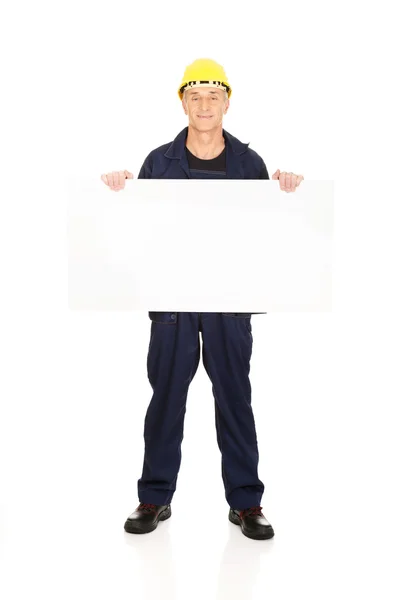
{"left": 124, "top": 505, "right": 172, "bottom": 534}
{"left": 229, "top": 510, "right": 274, "bottom": 540}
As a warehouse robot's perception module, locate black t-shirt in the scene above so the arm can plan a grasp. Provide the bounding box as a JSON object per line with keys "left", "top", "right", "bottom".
{"left": 185, "top": 145, "right": 226, "bottom": 178}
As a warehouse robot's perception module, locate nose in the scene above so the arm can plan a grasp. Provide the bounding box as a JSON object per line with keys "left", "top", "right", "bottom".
{"left": 200, "top": 98, "right": 212, "bottom": 110}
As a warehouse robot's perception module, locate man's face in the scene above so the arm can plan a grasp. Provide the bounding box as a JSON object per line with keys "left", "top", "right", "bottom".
{"left": 182, "top": 87, "right": 229, "bottom": 130}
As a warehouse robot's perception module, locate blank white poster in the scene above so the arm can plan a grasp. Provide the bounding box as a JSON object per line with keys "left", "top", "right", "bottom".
{"left": 67, "top": 179, "right": 333, "bottom": 312}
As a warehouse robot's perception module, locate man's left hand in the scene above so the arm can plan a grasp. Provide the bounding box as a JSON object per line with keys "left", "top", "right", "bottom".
{"left": 272, "top": 169, "right": 304, "bottom": 192}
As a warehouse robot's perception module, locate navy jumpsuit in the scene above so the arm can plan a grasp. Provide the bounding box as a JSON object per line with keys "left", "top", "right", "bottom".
{"left": 136, "top": 126, "right": 269, "bottom": 510}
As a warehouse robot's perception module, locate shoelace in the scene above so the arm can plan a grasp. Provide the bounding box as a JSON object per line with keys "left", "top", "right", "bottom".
{"left": 138, "top": 503, "right": 157, "bottom": 513}
{"left": 239, "top": 506, "right": 263, "bottom": 519}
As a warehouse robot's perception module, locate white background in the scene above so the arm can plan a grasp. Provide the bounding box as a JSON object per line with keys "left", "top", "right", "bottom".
{"left": 1, "top": 1, "right": 399, "bottom": 599}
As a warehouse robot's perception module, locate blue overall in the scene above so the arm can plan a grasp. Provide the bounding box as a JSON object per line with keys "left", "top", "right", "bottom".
{"left": 137, "top": 126, "right": 269, "bottom": 510}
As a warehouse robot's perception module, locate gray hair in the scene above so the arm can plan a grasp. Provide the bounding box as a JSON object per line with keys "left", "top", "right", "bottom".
{"left": 183, "top": 88, "right": 229, "bottom": 103}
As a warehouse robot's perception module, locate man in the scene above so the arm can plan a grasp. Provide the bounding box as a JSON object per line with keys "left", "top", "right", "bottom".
{"left": 101, "top": 58, "right": 304, "bottom": 540}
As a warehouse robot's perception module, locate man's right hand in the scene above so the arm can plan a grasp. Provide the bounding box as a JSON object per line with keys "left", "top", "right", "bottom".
{"left": 100, "top": 170, "right": 133, "bottom": 191}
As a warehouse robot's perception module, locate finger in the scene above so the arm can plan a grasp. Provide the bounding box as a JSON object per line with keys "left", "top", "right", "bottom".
{"left": 101, "top": 174, "right": 108, "bottom": 185}
{"left": 112, "top": 171, "right": 119, "bottom": 188}
{"left": 118, "top": 171, "right": 125, "bottom": 187}
{"left": 290, "top": 172, "right": 296, "bottom": 191}
{"left": 284, "top": 172, "right": 290, "bottom": 191}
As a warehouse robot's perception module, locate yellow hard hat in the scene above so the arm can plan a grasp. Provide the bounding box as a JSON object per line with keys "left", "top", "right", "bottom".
{"left": 178, "top": 58, "right": 232, "bottom": 101}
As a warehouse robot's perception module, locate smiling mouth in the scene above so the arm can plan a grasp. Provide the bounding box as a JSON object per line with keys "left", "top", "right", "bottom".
{"left": 198, "top": 115, "right": 212, "bottom": 119}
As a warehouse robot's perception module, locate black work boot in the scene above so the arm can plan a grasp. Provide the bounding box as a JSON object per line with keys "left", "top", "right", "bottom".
{"left": 124, "top": 503, "right": 171, "bottom": 534}
{"left": 229, "top": 506, "right": 274, "bottom": 540}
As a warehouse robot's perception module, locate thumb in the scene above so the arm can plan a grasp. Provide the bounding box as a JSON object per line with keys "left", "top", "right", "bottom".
{"left": 271, "top": 169, "right": 280, "bottom": 180}
{"left": 124, "top": 170, "right": 134, "bottom": 179}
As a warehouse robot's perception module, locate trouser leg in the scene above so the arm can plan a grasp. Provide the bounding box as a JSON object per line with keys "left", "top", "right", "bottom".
{"left": 138, "top": 312, "right": 200, "bottom": 505}
{"left": 200, "top": 313, "right": 265, "bottom": 509}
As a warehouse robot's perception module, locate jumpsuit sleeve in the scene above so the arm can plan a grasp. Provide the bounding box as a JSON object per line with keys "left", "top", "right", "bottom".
{"left": 259, "top": 159, "right": 270, "bottom": 179}
{"left": 137, "top": 152, "right": 153, "bottom": 179}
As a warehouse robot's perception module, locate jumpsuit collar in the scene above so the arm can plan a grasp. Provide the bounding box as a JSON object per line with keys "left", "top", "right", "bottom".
{"left": 163, "top": 125, "right": 250, "bottom": 179}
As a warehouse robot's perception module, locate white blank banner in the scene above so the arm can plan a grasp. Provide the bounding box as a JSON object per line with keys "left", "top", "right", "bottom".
{"left": 67, "top": 179, "right": 334, "bottom": 312}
